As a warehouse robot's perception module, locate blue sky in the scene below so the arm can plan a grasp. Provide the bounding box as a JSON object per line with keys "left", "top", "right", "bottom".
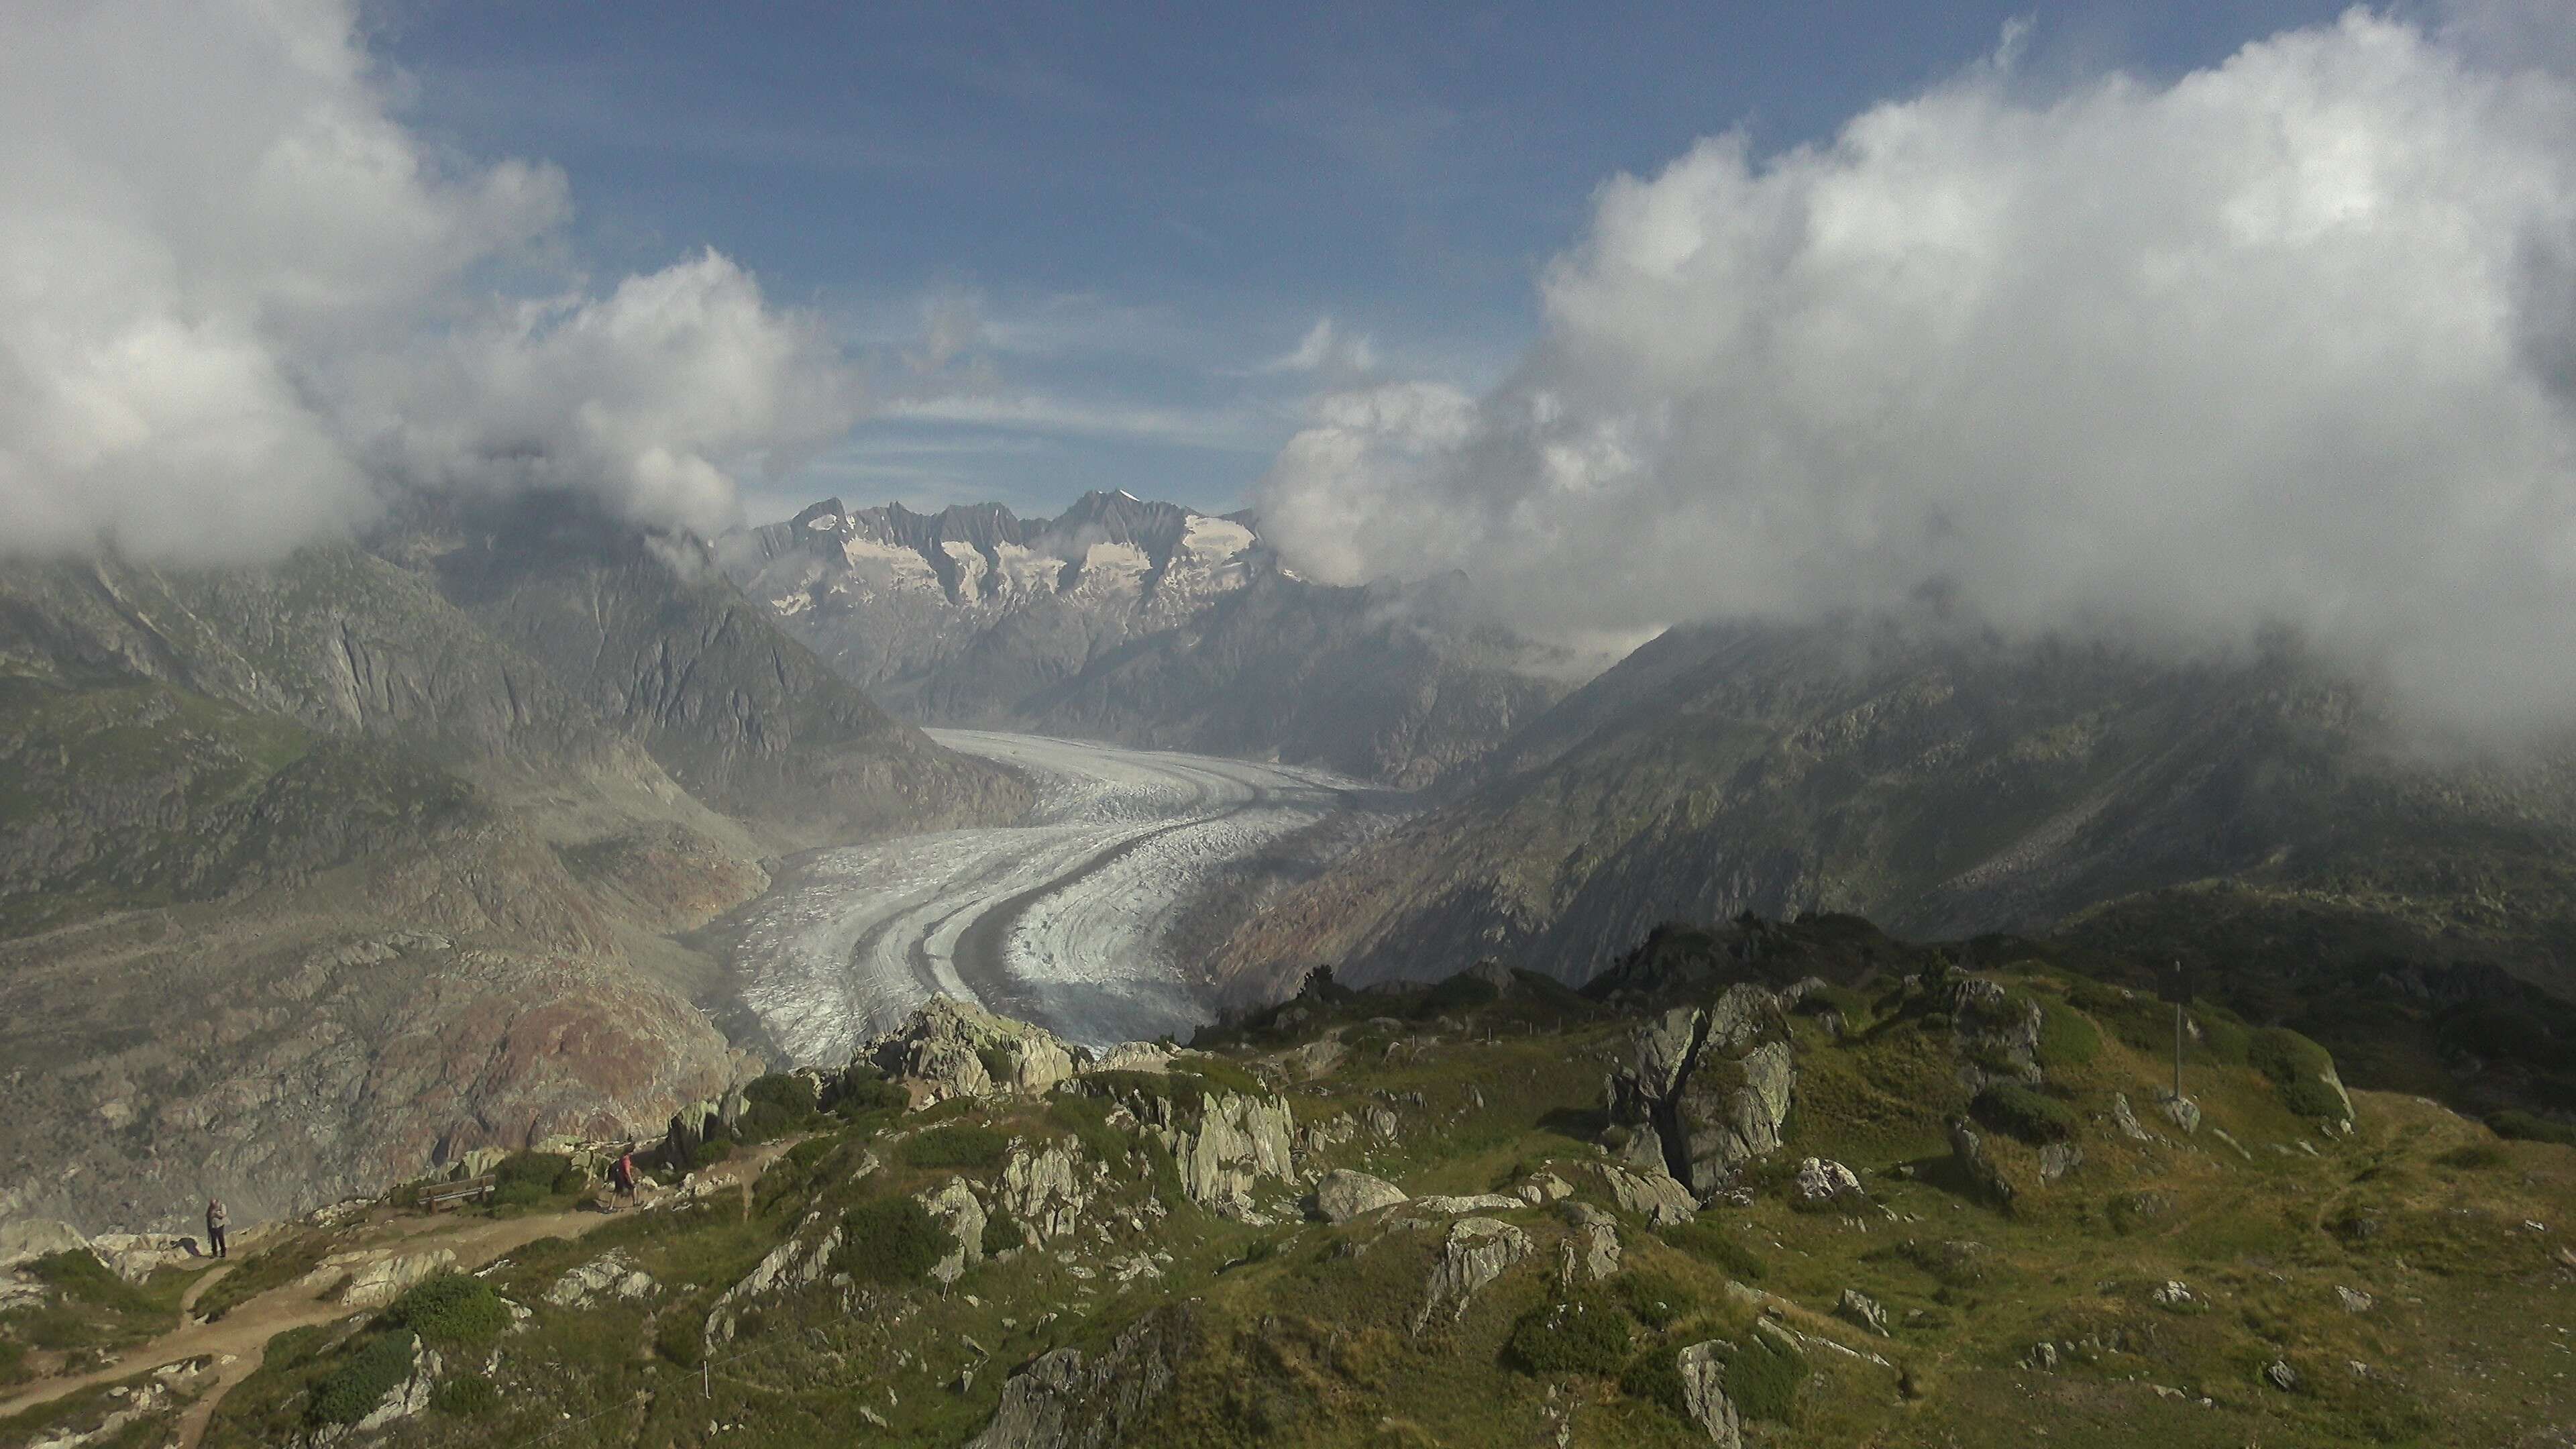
{"left": 378, "top": 1, "right": 2363, "bottom": 524}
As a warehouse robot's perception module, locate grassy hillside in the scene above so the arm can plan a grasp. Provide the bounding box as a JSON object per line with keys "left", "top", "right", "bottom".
{"left": 14, "top": 916, "right": 2561, "bottom": 1448}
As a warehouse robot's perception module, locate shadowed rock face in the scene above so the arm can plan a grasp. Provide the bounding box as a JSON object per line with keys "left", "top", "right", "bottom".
{"left": 721, "top": 494, "right": 1590, "bottom": 788}
{"left": 969, "top": 1305, "right": 1200, "bottom": 1449}
{"left": 1215, "top": 619, "right": 2576, "bottom": 997}
{"left": 1604, "top": 982, "right": 1803, "bottom": 1197}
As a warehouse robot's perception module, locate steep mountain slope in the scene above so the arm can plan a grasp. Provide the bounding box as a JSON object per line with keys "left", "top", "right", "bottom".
{"left": 1214, "top": 620, "right": 2576, "bottom": 998}
{"left": 0, "top": 506, "right": 1032, "bottom": 1234}
{"left": 722, "top": 493, "right": 1584, "bottom": 787}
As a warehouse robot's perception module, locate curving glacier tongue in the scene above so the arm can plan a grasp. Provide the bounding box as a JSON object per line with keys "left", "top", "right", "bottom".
{"left": 728, "top": 730, "right": 1397, "bottom": 1062}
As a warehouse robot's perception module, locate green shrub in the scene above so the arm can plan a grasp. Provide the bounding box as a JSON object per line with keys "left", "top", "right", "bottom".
{"left": 1731, "top": 1332, "right": 1805, "bottom": 1424}
{"left": 977, "top": 1045, "right": 1017, "bottom": 1085}
{"left": 0, "top": 1338, "right": 27, "bottom": 1385}
{"left": 832, "top": 1197, "right": 949, "bottom": 1285}
{"left": 833, "top": 1065, "right": 908, "bottom": 1116}
{"left": 1415, "top": 971, "right": 1501, "bottom": 1018}
{"left": 653, "top": 1309, "right": 705, "bottom": 1368}
{"left": 384, "top": 1273, "right": 509, "bottom": 1346}
{"left": 1046, "top": 1093, "right": 1130, "bottom": 1171}
{"left": 1662, "top": 1221, "right": 1767, "bottom": 1281}
{"left": 2035, "top": 1005, "right": 2101, "bottom": 1070}
{"left": 492, "top": 1152, "right": 572, "bottom": 1208}
{"left": 24, "top": 1250, "right": 151, "bottom": 1314}
{"left": 1972, "top": 1083, "right": 2078, "bottom": 1145}
{"left": 901, "top": 1124, "right": 1010, "bottom": 1170}
{"left": 1503, "top": 1292, "right": 1631, "bottom": 1375}
{"left": 1611, "top": 1269, "right": 1697, "bottom": 1330}
{"left": 307, "top": 1330, "right": 417, "bottom": 1425}
{"left": 1619, "top": 1345, "right": 1688, "bottom": 1417}
{"left": 2489, "top": 1110, "right": 2576, "bottom": 1147}
{"left": 2248, "top": 1026, "right": 2350, "bottom": 1118}
{"left": 2196, "top": 1014, "right": 2253, "bottom": 1066}
{"left": 981, "top": 1206, "right": 1024, "bottom": 1256}
{"left": 2249, "top": 1027, "right": 2333, "bottom": 1086}
{"left": 431, "top": 1375, "right": 500, "bottom": 1416}
{"left": 2436, "top": 1143, "right": 2510, "bottom": 1171}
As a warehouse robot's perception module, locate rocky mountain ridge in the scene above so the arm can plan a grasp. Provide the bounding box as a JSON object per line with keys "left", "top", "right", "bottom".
{"left": 721, "top": 492, "right": 1591, "bottom": 788}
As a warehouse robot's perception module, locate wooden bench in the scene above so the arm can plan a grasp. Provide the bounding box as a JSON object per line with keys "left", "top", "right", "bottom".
{"left": 421, "top": 1174, "right": 496, "bottom": 1212}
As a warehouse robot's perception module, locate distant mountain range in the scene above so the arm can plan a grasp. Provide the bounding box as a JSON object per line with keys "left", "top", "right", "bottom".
{"left": 0, "top": 492, "right": 1030, "bottom": 1233}
{"left": 1212, "top": 618, "right": 2576, "bottom": 1008}
{"left": 720, "top": 492, "right": 1593, "bottom": 788}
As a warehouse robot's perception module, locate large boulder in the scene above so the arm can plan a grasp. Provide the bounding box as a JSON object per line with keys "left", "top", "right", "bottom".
{"left": 999, "top": 1141, "right": 1090, "bottom": 1242}
{"left": 863, "top": 997, "right": 1079, "bottom": 1103}
{"left": 1676, "top": 1342, "right": 1744, "bottom": 1447}
{"left": 1088, "top": 1079, "right": 1296, "bottom": 1219}
{"left": 1313, "top": 1169, "right": 1408, "bottom": 1224}
{"left": 1603, "top": 983, "right": 1800, "bottom": 1197}
{"left": 1410, "top": 1217, "right": 1531, "bottom": 1334}
{"left": 1595, "top": 1163, "right": 1699, "bottom": 1226}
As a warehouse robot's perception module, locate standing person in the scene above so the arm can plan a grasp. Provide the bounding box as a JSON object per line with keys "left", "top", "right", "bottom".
{"left": 614, "top": 1151, "right": 636, "bottom": 1203}
{"left": 205, "top": 1198, "right": 228, "bottom": 1259}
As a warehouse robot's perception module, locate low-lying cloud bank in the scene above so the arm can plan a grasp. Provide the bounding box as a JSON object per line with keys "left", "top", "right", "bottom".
{"left": 1255, "top": 8, "right": 2576, "bottom": 739}
{"left": 0, "top": 0, "right": 855, "bottom": 564}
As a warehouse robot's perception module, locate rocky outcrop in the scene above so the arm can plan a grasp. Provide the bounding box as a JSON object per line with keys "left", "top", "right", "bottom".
{"left": 1313, "top": 1170, "right": 1408, "bottom": 1224}
{"left": 1949, "top": 979, "right": 2045, "bottom": 1085}
{"left": 1411, "top": 1217, "right": 1531, "bottom": 1334}
{"left": 1676, "top": 1341, "right": 1744, "bottom": 1447}
{"left": 301, "top": 1248, "right": 457, "bottom": 1309}
{"left": 1837, "top": 1287, "right": 1891, "bottom": 1336}
{"left": 967, "top": 1304, "right": 1199, "bottom": 1449}
{"left": 1603, "top": 983, "right": 1799, "bottom": 1197}
{"left": 865, "top": 997, "right": 1079, "bottom": 1104}
{"left": 1562, "top": 1202, "right": 1621, "bottom": 1282}
{"left": 547, "top": 1251, "right": 656, "bottom": 1309}
{"left": 1792, "top": 1158, "right": 1865, "bottom": 1208}
{"left": 1948, "top": 1118, "right": 2017, "bottom": 1212}
{"left": 1595, "top": 1163, "right": 1699, "bottom": 1226}
{"left": 999, "top": 1142, "right": 1089, "bottom": 1242}
{"left": 1085, "top": 1080, "right": 1296, "bottom": 1219}
{"left": 920, "top": 1178, "right": 988, "bottom": 1285}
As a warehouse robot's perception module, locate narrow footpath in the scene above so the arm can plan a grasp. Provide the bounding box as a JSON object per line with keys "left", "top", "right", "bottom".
{"left": 1, "top": 1146, "right": 783, "bottom": 1446}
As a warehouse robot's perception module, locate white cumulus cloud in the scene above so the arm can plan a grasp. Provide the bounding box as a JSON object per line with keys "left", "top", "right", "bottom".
{"left": 1254, "top": 9, "right": 2576, "bottom": 739}
{"left": 0, "top": 0, "right": 858, "bottom": 563}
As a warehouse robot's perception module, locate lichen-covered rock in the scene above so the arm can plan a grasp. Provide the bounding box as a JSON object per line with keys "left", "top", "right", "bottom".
{"left": 2111, "top": 1093, "right": 2155, "bottom": 1142}
{"left": 546, "top": 1250, "right": 656, "bottom": 1309}
{"left": 2159, "top": 1094, "right": 2202, "bottom": 1134}
{"left": 1837, "top": 1287, "right": 1890, "bottom": 1336}
{"left": 1596, "top": 1163, "right": 1698, "bottom": 1226}
{"left": 920, "top": 1177, "right": 988, "bottom": 1285}
{"left": 865, "top": 996, "right": 1079, "bottom": 1102}
{"left": 1949, "top": 979, "right": 2044, "bottom": 1085}
{"left": 1313, "top": 1169, "right": 1407, "bottom": 1224}
{"left": 1562, "top": 1201, "right": 1621, "bottom": 1282}
{"left": 1793, "top": 1157, "right": 1865, "bottom": 1207}
{"left": 1000, "top": 1142, "right": 1089, "bottom": 1242}
{"left": 1515, "top": 1171, "right": 1574, "bottom": 1205}
{"left": 2038, "top": 1141, "right": 2084, "bottom": 1184}
{"left": 1948, "top": 1118, "right": 2016, "bottom": 1212}
{"left": 1411, "top": 1217, "right": 1530, "bottom": 1334}
{"left": 968, "top": 1305, "right": 1198, "bottom": 1448}
{"left": 1676, "top": 1341, "right": 1744, "bottom": 1447}
{"left": 1603, "top": 983, "right": 1799, "bottom": 1197}
{"left": 1407, "top": 1193, "right": 1523, "bottom": 1216}
{"left": 708, "top": 1214, "right": 844, "bottom": 1343}
{"left": 301, "top": 1247, "right": 458, "bottom": 1309}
